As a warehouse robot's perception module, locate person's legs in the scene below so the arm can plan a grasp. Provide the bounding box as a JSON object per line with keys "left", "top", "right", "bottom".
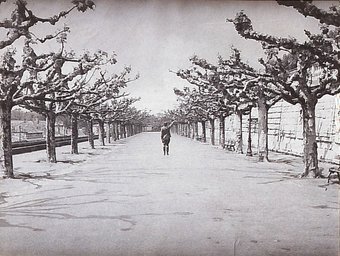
{"left": 163, "top": 144, "right": 166, "bottom": 155}
{"left": 166, "top": 139, "right": 170, "bottom": 155}
{"left": 162, "top": 139, "right": 170, "bottom": 155}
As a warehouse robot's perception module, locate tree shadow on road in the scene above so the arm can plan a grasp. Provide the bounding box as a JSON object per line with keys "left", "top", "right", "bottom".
{"left": 34, "top": 159, "right": 86, "bottom": 164}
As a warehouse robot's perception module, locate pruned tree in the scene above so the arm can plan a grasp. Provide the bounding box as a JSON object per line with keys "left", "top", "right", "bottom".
{"left": 189, "top": 54, "right": 255, "bottom": 152}
{"left": 276, "top": 0, "right": 340, "bottom": 27}
{"left": 173, "top": 69, "right": 231, "bottom": 146}
{"left": 174, "top": 87, "right": 209, "bottom": 142}
{"left": 228, "top": 5, "right": 340, "bottom": 177}
{"left": 216, "top": 48, "right": 282, "bottom": 160}
{"left": 111, "top": 98, "right": 141, "bottom": 140}
{"left": 116, "top": 106, "right": 146, "bottom": 138}
{"left": 0, "top": 0, "right": 95, "bottom": 177}
{"left": 173, "top": 87, "right": 199, "bottom": 139}
{"left": 68, "top": 66, "right": 138, "bottom": 153}
{"left": 130, "top": 109, "right": 150, "bottom": 135}
{"left": 21, "top": 44, "right": 113, "bottom": 163}
{"left": 175, "top": 51, "right": 260, "bottom": 151}
{"left": 0, "top": 0, "right": 94, "bottom": 50}
{"left": 92, "top": 97, "right": 139, "bottom": 146}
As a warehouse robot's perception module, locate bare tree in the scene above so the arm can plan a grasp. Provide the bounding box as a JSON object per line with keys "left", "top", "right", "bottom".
{"left": 0, "top": 0, "right": 95, "bottom": 177}
{"left": 21, "top": 45, "right": 112, "bottom": 163}
{"left": 173, "top": 75, "right": 228, "bottom": 146}
{"left": 116, "top": 106, "right": 146, "bottom": 138}
{"left": 175, "top": 52, "right": 258, "bottom": 152}
{"left": 68, "top": 66, "right": 138, "bottom": 153}
{"left": 174, "top": 87, "right": 214, "bottom": 142}
{"left": 276, "top": 0, "right": 340, "bottom": 27}
{"left": 93, "top": 97, "right": 139, "bottom": 146}
{"left": 228, "top": 6, "right": 339, "bottom": 177}
{"left": 216, "top": 48, "right": 281, "bottom": 160}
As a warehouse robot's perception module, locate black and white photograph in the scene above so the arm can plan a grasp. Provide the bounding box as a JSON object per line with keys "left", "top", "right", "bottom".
{"left": 0, "top": 0, "right": 339, "bottom": 255}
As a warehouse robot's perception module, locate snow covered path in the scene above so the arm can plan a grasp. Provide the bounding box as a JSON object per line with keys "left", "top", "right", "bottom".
{"left": 0, "top": 132, "right": 338, "bottom": 256}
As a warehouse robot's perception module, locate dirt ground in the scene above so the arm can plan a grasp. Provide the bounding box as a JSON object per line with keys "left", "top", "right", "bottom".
{"left": 0, "top": 132, "right": 338, "bottom": 256}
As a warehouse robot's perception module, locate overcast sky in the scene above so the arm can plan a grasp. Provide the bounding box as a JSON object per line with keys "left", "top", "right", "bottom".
{"left": 1, "top": 0, "right": 336, "bottom": 114}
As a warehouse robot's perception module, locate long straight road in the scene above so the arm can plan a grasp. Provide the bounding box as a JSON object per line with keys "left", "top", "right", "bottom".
{"left": 0, "top": 132, "right": 338, "bottom": 256}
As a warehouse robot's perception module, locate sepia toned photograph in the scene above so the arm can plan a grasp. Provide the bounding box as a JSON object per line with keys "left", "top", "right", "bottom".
{"left": 0, "top": 0, "right": 339, "bottom": 255}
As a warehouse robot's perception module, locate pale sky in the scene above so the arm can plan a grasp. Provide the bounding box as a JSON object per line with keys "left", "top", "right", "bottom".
{"left": 0, "top": 0, "right": 336, "bottom": 113}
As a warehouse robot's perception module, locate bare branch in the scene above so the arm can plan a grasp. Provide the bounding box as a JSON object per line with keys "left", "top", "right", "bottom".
{"left": 277, "top": 0, "right": 340, "bottom": 27}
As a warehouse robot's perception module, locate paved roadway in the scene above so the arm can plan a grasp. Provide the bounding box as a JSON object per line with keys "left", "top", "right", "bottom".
{"left": 0, "top": 132, "right": 338, "bottom": 256}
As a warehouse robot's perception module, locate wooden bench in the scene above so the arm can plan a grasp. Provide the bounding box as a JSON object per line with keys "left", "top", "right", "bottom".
{"left": 225, "top": 139, "right": 236, "bottom": 151}
{"left": 196, "top": 136, "right": 204, "bottom": 142}
{"left": 327, "top": 166, "right": 340, "bottom": 183}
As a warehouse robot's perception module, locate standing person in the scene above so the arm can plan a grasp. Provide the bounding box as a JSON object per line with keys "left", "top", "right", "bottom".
{"left": 161, "top": 120, "right": 175, "bottom": 155}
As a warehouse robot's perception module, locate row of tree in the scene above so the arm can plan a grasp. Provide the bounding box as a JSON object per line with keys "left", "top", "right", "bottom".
{"left": 0, "top": 0, "right": 146, "bottom": 178}
{"left": 170, "top": 0, "right": 339, "bottom": 178}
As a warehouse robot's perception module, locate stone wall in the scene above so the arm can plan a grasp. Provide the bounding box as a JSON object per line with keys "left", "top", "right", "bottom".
{"left": 198, "top": 94, "right": 339, "bottom": 163}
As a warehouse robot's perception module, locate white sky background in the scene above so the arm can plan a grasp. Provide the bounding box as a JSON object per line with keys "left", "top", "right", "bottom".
{"left": 0, "top": 0, "right": 337, "bottom": 114}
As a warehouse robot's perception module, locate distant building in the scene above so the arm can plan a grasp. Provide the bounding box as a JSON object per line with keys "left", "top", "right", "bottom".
{"left": 143, "top": 125, "right": 153, "bottom": 132}
{"left": 11, "top": 120, "right": 70, "bottom": 141}
{"left": 11, "top": 120, "right": 45, "bottom": 141}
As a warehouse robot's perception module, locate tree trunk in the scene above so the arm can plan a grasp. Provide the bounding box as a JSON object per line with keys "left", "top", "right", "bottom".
{"left": 130, "top": 124, "right": 134, "bottom": 136}
{"left": 191, "top": 123, "right": 194, "bottom": 139}
{"left": 87, "top": 119, "right": 95, "bottom": 149}
{"left": 71, "top": 113, "right": 79, "bottom": 154}
{"left": 123, "top": 124, "right": 127, "bottom": 138}
{"left": 187, "top": 123, "right": 191, "bottom": 138}
{"left": 189, "top": 123, "right": 195, "bottom": 139}
{"left": 128, "top": 124, "right": 132, "bottom": 137}
{"left": 201, "top": 121, "right": 206, "bottom": 142}
{"left": 98, "top": 120, "right": 105, "bottom": 146}
{"left": 236, "top": 111, "right": 243, "bottom": 153}
{"left": 112, "top": 122, "right": 117, "bottom": 141}
{"left": 106, "top": 122, "right": 111, "bottom": 144}
{"left": 111, "top": 122, "right": 115, "bottom": 140}
{"left": 122, "top": 123, "right": 125, "bottom": 138}
{"left": 301, "top": 101, "right": 320, "bottom": 177}
{"left": 126, "top": 124, "right": 129, "bottom": 137}
{"left": 209, "top": 118, "right": 215, "bottom": 145}
{"left": 117, "top": 122, "right": 120, "bottom": 140}
{"left": 194, "top": 122, "right": 199, "bottom": 139}
{"left": 258, "top": 93, "right": 269, "bottom": 161}
{"left": 246, "top": 109, "right": 253, "bottom": 156}
{"left": 115, "top": 122, "right": 119, "bottom": 140}
{"left": 174, "top": 123, "right": 178, "bottom": 135}
{"left": 0, "top": 103, "right": 14, "bottom": 178}
{"left": 46, "top": 112, "right": 57, "bottom": 163}
{"left": 219, "top": 116, "right": 225, "bottom": 148}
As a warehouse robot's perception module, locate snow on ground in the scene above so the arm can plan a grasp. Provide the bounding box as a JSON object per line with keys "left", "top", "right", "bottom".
{"left": 0, "top": 132, "right": 338, "bottom": 256}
